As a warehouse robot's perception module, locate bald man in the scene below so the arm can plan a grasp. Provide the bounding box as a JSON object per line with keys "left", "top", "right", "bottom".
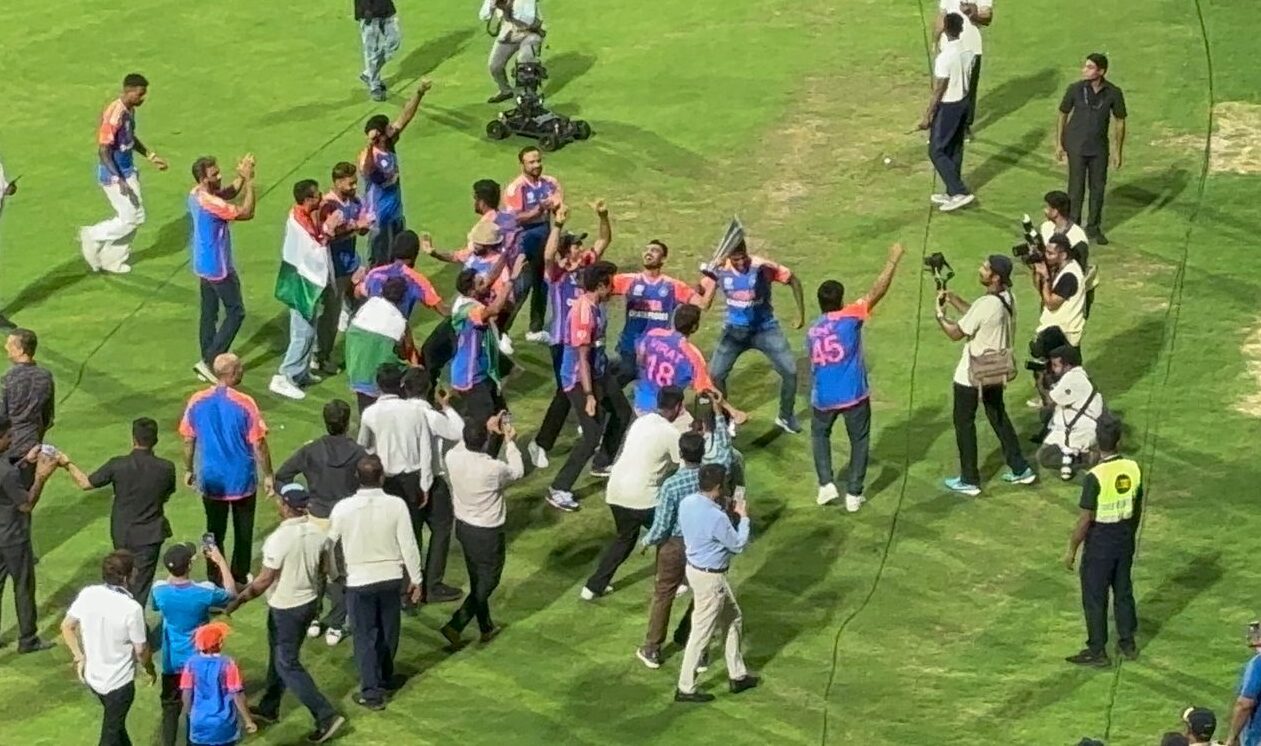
{"left": 179, "top": 354, "right": 275, "bottom": 586}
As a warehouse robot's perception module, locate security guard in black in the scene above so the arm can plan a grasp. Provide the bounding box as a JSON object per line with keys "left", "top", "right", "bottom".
{"left": 1063, "top": 416, "right": 1142, "bottom": 666}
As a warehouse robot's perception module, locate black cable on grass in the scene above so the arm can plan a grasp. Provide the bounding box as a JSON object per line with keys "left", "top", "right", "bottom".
{"left": 817, "top": 4, "right": 938, "bottom": 743}
{"left": 1100, "top": 0, "right": 1214, "bottom": 740}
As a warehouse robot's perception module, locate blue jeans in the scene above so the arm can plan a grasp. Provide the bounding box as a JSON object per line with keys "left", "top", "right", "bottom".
{"left": 509, "top": 223, "right": 550, "bottom": 333}
{"left": 278, "top": 308, "right": 317, "bottom": 384}
{"left": 709, "top": 324, "right": 798, "bottom": 421}
{"left": 257, "top": 600, "right": 338, "bottom": 728}
{"left": 359, "top": 17, "right": 402, "bottom": 94}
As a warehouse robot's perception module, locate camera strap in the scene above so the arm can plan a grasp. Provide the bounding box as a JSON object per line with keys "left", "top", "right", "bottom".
{"left": 1064, "top": 385, "right": 1098, "bottom": 437}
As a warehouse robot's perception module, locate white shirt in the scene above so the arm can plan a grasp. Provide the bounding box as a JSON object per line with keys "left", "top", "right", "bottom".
{"left": 952, "top": 290, "right": 1014, "bottom": 386}
{"left": 358, "top": 395, "right": 431, "bottom": 479}
{"left": 1039, "top": 220, "right": 1089, "bottom": 250}
{"left": 1046, "top": 366, "right": 1104, "bottom": 452}
{"left": 934, "top": 39, "right": 974, "bottom": 104}
{"left": 412, "top": 399, "right": 463, "bottom": 479}
{"left": 605, "top": 413, "right": 682, "bottom": 510}
{"left": 328, "top": 487, "right": 423, "bottom": 588}
{"left": 444, "top": 441, "right": 525, "bottom": 528}
{"left": 66, "top": 584, "right": 146, "bottom": 695}
{"left": 479, "top": 0, "right": 541, "bottom": 39}
{"left": 261, "top": 516, "right": 329, "bottom": 610}
{"left": 1036, "top": 259, "right": 1088, "bottom": 345}
{"left": 939, "top": 0, "right": 991, "bottom": 55}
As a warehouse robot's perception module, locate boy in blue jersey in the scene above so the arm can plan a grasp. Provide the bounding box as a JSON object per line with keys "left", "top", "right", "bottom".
{"left": 181, "top": 621, "right": 256, "bottom": 745}
{"left": 315, "top": 162, "right": 372, "bottom": 375}
{"left": 809, "top": 243, "right": 905, "bottom": 511}
{"left": 358, "top": 79, "right": 431, "bottom": 267}
{"left": 151, "top": 543, "right": 238, "bottom": 746}
{"left": 449, "top": 267, "right": 513, "bottom": 455}
{"left": 699, "top": 232, "right": 806, "bottom": 433}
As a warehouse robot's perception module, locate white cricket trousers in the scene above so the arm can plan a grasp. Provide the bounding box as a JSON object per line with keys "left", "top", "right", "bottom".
{"left": 676, "top": 565, "right": 748, "bottom": 694}
{"left": 83, "top": 175, "right": 145, "bottom": 272}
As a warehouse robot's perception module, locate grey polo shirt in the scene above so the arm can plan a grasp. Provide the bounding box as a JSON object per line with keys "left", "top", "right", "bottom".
{"left": 1059, "top": 79, "right": 1127, "bottom": 157}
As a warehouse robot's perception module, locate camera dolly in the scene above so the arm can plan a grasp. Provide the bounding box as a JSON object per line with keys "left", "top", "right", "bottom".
{"left": 485, "top": 61, "right": 591, "bottom": 151}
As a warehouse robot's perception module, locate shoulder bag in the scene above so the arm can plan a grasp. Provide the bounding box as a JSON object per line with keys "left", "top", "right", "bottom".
{"left": 967, "top": 294, "right": 1018, "bottom": 388}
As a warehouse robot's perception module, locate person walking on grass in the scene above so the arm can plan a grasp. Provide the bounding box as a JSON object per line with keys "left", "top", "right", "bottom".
{"left": 271, "top": 179, "right": 332, "bottom": 401}
{"left": 180, "top": 622, "right": 257, "bottom": 746}
{"left": 359, "top": 81, "right": 432, "bottom": 266}
{"left": 356, "top": 0, "right": 401, "bottom": 102}
{"left": 919, "top": 12, "right": 976, "bottom": 213}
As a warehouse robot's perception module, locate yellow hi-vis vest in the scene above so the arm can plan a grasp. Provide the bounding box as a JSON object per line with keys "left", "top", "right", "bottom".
{"left": 1089, "top": 457, "right": 1141, "bottom": 524}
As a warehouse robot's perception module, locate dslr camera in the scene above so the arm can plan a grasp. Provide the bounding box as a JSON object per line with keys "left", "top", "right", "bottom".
{"left": 1011, "top": 214, "right": 1045, "bottom": 265}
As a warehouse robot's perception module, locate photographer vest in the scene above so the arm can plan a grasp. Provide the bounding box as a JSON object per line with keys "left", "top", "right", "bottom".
{"left": 1037, "top": 260, "right": 1086, "bottom": 345}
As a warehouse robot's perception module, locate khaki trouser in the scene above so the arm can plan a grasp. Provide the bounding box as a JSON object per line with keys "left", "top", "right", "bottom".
{"left": 643, "top": 537, "right": 687, "bottom": 654}
{"left": 676, "top": 565, "right": 747, "bottom": 694}
{"left": 488, "top": 30, "right": 543, "bottom": 94}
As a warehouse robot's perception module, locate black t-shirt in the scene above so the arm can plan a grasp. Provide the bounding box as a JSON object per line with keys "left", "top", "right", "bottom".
{"left": 1059, "top": 79, "right": 1128, "bottom": 157}
{"left": 1079, "top": 466, "right": 1144, "bottom": 558}
{"left": 0, "top": 460, "right": 31, "bottom": 548}
{"left": 354, "top": 0, "right": 396, "bottom": 21}
{"left": 1052, "top": 272, "right": 1079, "bottom": 300}
{"left": 90, "top": 449, "right": 177, "bottom": 548}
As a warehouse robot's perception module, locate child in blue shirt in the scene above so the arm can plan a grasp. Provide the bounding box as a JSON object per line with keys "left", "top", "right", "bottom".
{"left": 181, "top": 622, "right": 255, "bottom": 746}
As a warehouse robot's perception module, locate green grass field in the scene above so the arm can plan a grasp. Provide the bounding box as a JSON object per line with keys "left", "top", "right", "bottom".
{"left": 2, "top": 0, "right": 1259, "bottom": 743}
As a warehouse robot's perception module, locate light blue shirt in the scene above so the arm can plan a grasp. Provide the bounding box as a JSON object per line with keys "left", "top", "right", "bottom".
{"left": 1240, "top": 653, "right": 1261, "bottom": 746}
{"left": 678, "top": 492, "right": 749, "bottom": 571}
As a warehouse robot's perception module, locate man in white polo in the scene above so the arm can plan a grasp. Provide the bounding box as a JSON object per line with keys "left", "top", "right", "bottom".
{"left": 919, "top": 12, "right": 976, "bottom": 212}
{"left": 936, "top": 1, "right": 992, "bottom": 138}
{"left": 61, "top": 549, "right": 156, "bottom": 746}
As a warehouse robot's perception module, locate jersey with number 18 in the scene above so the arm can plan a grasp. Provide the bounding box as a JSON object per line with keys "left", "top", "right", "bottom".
{"left": 808, "top": 300, "right": 871, "bottom": 411}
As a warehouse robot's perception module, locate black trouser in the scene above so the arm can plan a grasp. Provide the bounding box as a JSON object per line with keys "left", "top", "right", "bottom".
{"left": 356, "top": 392, "right": 377, "bottom": 416}
{"left": 952, "top": 383, "right": 1029, "bottom": 486}
{"left": 551, "top": 373, "right": 632, "bottom": 493}
{"left": 929, "top": 99, "right": 970, "bottom": 196}
{"left": 447, "top": 521, "right": 506, "bottom": 634}
{"left": 368, "top": 216, "right": 405, "bottom": 268}
{"left": 460, "top": 379, "right": 507, "bottom": 455}
{"left": 420, "top": 319, "right": 455, "bottom": 394}
{"left": 258, "top": 600, "right": 338, "bottom": 728}
{"left": 347, "top": 578, "right": 403, "bottom": 704}
{"left": 1080, "top": 548, "right": 1137, "bottom": 653}
{"left": 584, "top": 505, "right": 654, "bottom": 595}
{"left": 383, "top": 472, "right": 425, "bottom": 598}
{"left": 1067, "top": 151, "right": 1109, "bottom": 233}
{"left": 320, "top": 542, "right": 349, "bottom": 631}
{"left": 810, "top": 401, "right": 871, "bottom": 496}
{"left": 123, "top": 541, "right": 162, "bottom": 608}
{"left": 0, "top": 540, "right": 38, "bottom": 649}
{"left": 199, "top": 273, "right": 246, "bottom": 366}
{"left": 202, "top": 495, "right": 256, "bottom": 586}
{"left": 965, "top": 55, "right": 982, "bottom": 131}
{"left": 159, "top": 673, "right": 182, "bottom": 746}
{"left": 420, "top": 477, "right": 454, "bottom": 590}
{"left": 535, "top": 344, "right": 572, "bottom": 451}
{"left": 96, "top": 681, "right": 136, "bottom": 746}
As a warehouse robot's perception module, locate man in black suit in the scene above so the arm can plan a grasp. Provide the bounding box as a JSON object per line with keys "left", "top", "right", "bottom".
{"left": 64, "top": 418, "right": 177, "bottom": 606}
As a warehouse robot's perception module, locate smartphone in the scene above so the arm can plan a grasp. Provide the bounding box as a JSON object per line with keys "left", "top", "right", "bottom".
{"left": 201, "top": 533, "right": 216, "bottom": 551}
{"left": 39, "top": 444, "right": 59, "bottom": 458}
{"left": 501, "top": 411, "right": 513, "bottom": 426}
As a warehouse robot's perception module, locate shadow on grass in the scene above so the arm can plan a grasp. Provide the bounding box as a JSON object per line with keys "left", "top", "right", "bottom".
{"left": 969, "top": 126, "right": 1050, "bottom": 192}
{"left": 1088, "top": 315, "right": 1167, "bottom": 401}
{"left": 544, "top": 52, "right": 597, "bottom": 99}
{"left": 974, "top": 67, "right": 1060, "bottom": 133}
{"left": 1108, "top": 167, "right": 1192, "bottom": 231}
{"left": 392, "top": 29, "right": 478, "bottom": 86}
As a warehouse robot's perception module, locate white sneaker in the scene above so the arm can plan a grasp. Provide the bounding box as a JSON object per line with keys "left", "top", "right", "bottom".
{"left": 929, "top": 193, "right": 951, "bottom": 205}
{"left": 939, "top": 193, "right": 977, "bottom": 212}
{"left": 528, "top": 441, "right": 550, "bottom": 469}
{"left": 307, "top": 622, "right": 322, "bottom": 639}
{"left": 79, "top": 228, "right": 101, "bottom": 271}
{"left": 845, "top": 493, "right": 865, "bottom": 513}
{"left": 338, "top": 308, "right": 350, "bottom": 333}
{"left": 525, "top": 330, "right": 551, "bottom": 345}
{"left": 579, "top": 584, "right": 612, "bottom": 601}
{"left": 324, "top": 628, "right": 345, "bottom": 646}
{"left": 1025, "top": 397, "right": 1043, "bottom": 409}
{"left": 498, "top": 336, "right": 515, "bottom": 355}
{"left": 675, "top": 584, "right": 690, "bottom": 598}
{"left": 269, "top": 374, "right": 306, "bottom": 400}
{"left": 816, "top": 483, "right": 840, "bottom": 506}
{"left": 102, "top": 264, "right": 132, "bottom": 275}
{"left": 193, "top": 360, "right": 216, "bottom": 383}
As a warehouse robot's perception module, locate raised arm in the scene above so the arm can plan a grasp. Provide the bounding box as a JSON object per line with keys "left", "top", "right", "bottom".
{"left": 232, "top": 155, "right": 257, "bottom": 221}
{"left": 419, "top": 232, "right": 459, "bottom": 264}
{"left": 589, "top": 200, "right": 612, "bottom": 256}
{"left": 863, "top": 243, "right": 906, "bottom": 311}
{"left": 390, "top": 79, "right": 433, "bottom": 137}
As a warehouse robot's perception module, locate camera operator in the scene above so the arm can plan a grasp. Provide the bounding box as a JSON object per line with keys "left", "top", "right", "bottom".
{"left": 1039, "top": 346, "right": 1105, "bottom": 481}
{"left": 1027, "top": 233, "right": 1087, "bottom": 405}
{"left": 480, "top": 0, "right": 545, "bottom": 104}
{"left": 934, "top": 255, "right": 1035, "bottom": 496}
{"left": 1039, "top": 190, "right": 1097, "bottom": 318}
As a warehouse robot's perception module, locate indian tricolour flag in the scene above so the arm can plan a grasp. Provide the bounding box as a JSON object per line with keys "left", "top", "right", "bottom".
{"left": 273, "top": 211, "right": 330, "bottom": 320}
{"left": 345, "top": 296, "right": 407, "bottom": 395}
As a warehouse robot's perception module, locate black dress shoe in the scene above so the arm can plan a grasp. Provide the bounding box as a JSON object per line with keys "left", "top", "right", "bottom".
{"left": 1088, "top": 230, "right": 1110, "bottom": 245}
{"left": 1118, "top": 642, "right": 1139, "bottom": 661}
{"left": 479, "top": 625, "right": 504, "bottom": 645}
{"left": 674, "top": 689, "right": 715, "bottom": 703}
{"left": 439, "top": 624, "right": 464, "bottom": 650}
{"left": 248, "top": 707, "right": 278, "bottom": 725}
{"left": 729, "top": 675, "right": 760, "bottom": 694}
{"left": 487, "top": 91, "right": 514, "bottom": 104}
{"left": 17, "top": 639, "right": 53, "bottom": 654}
{"left": 1065, "top": 648, "right": 1111, "bottom": 667}
{"left": 353, "top": 694, "right": 386, "bottom": 711}
{"left": 427, "top": 584, "right": 464, "bottom": 603}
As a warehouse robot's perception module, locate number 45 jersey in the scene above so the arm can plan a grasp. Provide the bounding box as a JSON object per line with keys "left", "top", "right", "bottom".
{"left": 633, "top": 328, "right": 715, "bottom": 415}
{"left": 808, "top": 299, "right": 871, "bottom": 411}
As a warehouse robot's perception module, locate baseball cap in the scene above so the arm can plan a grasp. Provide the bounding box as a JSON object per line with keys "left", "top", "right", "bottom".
{"left": 164, "top": 543, "right": 197, "bottom": 575}
{"left": 986, "top": 254, "right": 1014, "bottom": 285}
{"left": 279, "top": 483, "right": 311, "bottom": 511}
{"left": 1183, "top": 706, "right": 1217, "bottom": 739}
{"left": 468, "top": 220, "right": 503, "bottom": 248}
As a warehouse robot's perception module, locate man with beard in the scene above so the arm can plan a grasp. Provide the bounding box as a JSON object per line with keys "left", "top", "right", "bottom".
{"left": 315, "top": 162, "right": 373, "bottom": 373}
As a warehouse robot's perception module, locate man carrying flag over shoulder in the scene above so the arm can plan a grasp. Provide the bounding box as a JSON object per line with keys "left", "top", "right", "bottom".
{"left": 345, "top": 277, "right": 410, "bottom": 414}
{"left": 270, "top": 180, "right": 331, "bottom": 401}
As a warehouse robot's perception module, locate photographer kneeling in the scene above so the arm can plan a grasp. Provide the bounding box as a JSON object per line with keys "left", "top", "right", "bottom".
{"left": 1027, "top": 233, "right": 1088, "bottom": 406}
{"left": 935, "top": 255, "right": 1036, "bottom": 496}
{"left": 1039, "top": 346, "right": 1105, "bottom": 481}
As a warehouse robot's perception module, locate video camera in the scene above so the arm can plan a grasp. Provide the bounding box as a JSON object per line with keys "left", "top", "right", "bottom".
{"left": 923, "top": 252, "right": 954, "bottom": 291}
{"left": 1011, "top": 214, "right": 1045, "bottom": 265}
{"left": 513, "top": 61, "right": 548, "bottom": 101}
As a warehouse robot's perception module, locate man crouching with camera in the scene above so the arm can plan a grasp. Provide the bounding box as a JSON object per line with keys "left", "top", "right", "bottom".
{"left": 1026, "top": 233, "right": 1088, "bottom": 407}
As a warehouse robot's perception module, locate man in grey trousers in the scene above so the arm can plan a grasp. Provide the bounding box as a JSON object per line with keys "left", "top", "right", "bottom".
{"left": 479, "top": 0, "right": 545, "bottom": 104}
{"left": 356, "top": 0, "right": 402, "bottom": 102}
